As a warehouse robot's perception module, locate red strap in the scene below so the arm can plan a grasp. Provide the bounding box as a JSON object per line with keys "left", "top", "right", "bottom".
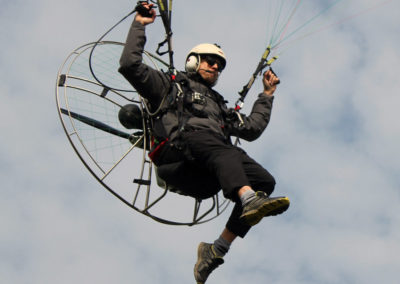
{"left": 148, "top": 138, "right": 168, "bottom": 162}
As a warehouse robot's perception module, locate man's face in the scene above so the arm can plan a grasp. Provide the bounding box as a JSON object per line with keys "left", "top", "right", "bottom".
{"left": 197, "top": 55, "right": 224, "bottom": 86}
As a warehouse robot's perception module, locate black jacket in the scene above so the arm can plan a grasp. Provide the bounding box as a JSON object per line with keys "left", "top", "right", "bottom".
{"left": 119, "top": 20, "right": 274, "bottom": 143}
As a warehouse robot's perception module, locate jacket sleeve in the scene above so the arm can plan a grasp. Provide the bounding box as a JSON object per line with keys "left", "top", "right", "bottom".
{"left": 119, "top": 20, "right": 171, "bottom": 106}
{"left": 230, "top": 94, "right": 274, "bottom": 141}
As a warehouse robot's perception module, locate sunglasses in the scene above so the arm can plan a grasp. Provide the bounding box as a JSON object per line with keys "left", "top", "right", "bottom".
{"left": 202, "top": 55, "right": 225, "bottom": 71}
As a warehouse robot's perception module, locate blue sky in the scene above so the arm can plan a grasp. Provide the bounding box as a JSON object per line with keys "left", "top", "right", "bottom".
{"left": 1, "top": 0, "right": 399, "bottom": 283}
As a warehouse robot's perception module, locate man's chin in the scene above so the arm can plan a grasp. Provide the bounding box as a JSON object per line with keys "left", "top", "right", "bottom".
{"left": 207, "top": 78, "right": 218, "bottom": 87}
{"left": 198, "top": 71, "right": 219, "bottom": 87}
{"left": 206, "top": 75, "right": 219, "bottom": 86}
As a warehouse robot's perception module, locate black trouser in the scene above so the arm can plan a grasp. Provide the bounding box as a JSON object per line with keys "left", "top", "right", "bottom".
{"left": 158, "top": 130, "right": 276, "bottom": 238}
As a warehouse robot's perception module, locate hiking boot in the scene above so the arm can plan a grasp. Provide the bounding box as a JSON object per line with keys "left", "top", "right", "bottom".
{"left": 194, "top": 242, "right": 224, "bottom": 284}
{"left": 240, "top": 192, "right": 290, "bottom": 226}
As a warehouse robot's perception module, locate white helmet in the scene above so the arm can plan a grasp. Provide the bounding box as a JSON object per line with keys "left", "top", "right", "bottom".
{"left": 185, "top": 43, "right": 226, "bottom": 73}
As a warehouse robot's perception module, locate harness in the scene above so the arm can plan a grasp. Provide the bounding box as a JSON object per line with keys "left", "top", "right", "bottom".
{"left": 147, "top": 71, "right": 192, "bottom": 163}
{"left": 147, "top": 71, "right": 228, "bottom": 164}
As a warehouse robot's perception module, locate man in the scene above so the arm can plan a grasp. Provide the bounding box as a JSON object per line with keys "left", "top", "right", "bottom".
{"left": 119, "top": 3, "right": 290, "bottom": 283}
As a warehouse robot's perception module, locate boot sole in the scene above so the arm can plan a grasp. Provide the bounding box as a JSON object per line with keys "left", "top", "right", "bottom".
{"left": 194, "top": 243, "right": 206, "bottom": 283}
{"left": 240, "top": 197, "right": 290, "bottom": 226}
{"left": 194, "top": 243, "right": 222, "bottom": 284}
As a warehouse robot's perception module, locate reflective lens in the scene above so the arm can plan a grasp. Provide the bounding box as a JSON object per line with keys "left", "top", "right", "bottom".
{"left": 202, "top": 55, "right": 225, "bottom": 71}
